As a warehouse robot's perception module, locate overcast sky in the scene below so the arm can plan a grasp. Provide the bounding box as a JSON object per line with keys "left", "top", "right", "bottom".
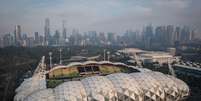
{"left": 0, "top": 0, "right": 201, "bottom": 36}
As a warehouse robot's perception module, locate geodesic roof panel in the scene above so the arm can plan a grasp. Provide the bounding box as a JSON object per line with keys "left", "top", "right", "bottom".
{"left": 129, "top": 72, "right": 166, "bottom": 100}
{"left": 24, "top": 89, "right": 54, "bottom": 101}
{"left": 167, "top": 76, "right": 189, "bottom": 97}
{"left": 14, "top": 75, "right": 46, "bottom": 101}
{"left": 54, "top": 81, "right": 87, "bottom": 101}
{"left": 81, "top": 76, "right": 116, "bottom": 100}
{"left": 107, "top": 73, "right": 142, "bottom": 94}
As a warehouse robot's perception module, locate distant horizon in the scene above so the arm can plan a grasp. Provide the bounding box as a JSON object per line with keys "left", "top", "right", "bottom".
{"left": 0, "top": 22, "right": 199, "bottom": 37}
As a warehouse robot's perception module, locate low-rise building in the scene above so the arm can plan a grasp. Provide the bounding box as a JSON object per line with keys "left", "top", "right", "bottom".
{"left": 139, "top": 52, "right": 173, "bottom": 65}
{"left": 120, "top": 48, "right": 180, "bottom": 65}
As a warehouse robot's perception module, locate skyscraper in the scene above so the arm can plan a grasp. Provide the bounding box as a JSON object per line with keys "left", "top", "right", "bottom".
{"left": 0, "top": 37, "right": 3, "bottom": 48}
{"left": 167, "top": 25, "right": 174, "bottom": 46}
{"left": 143, "top": 24, "right": 153, "bottom": 49}
{"left": 14, "top": 25, "right": 22, "bottom": 46}
{"left": 44, "top": 18, "right": 50, "bottom": 45}
{"left": 107, "top": 32, "right": 116, "bottom": 45}
{"left": 174, "top": 27, "right": 181, "bottom": 42}
{"left": 190, "top": 30, "right": 195, "bottom": 41}
{"left": 99, "top": 32, "right": 106, "bottom": 45}
{"left": 62, "top": 20, "right": 67, "bottom": 40}
{"left": 34, "top": 32, "right": 39, "bottom": 45}
{"left": 3, "top": 33, "right": 14, "bottom": 47}
{"left": 54, "top": 30, "right": 60, "bottom": 46}
{"left": 155, "top": 26, "right": 166, "bottom": 46}
{"left": 144, "top": 24, "right": 154, "bottom": 38}
{"left": 60, "top": 20, "right": 67, "bottom": 46}
{"left": 181, "top": 26, "right": 190, "bottom": 43}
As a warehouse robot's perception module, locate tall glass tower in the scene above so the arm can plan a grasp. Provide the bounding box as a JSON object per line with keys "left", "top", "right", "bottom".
{"left": 14, "top": 25, "right": 22, "bottom": 46}
{"left": 44, "top": 18, "right": 50, "bottom": 45}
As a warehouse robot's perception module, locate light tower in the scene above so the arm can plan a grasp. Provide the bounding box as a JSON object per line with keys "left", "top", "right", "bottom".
{"left": 103, "top": 49, "right": 106, "bottom": 61}
{"left": 49, "top": 52, "right": 52, "bottom": 69}
{"left": 59, "top": 48, "right": 62, "bottom": 64}
{"left": 107, "top": 51, "right": 110, "bottom": 61}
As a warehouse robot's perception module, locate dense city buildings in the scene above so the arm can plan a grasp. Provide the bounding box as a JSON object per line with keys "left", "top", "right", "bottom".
{"left": 0, "top": 18, "right": 199, "bottom": 49}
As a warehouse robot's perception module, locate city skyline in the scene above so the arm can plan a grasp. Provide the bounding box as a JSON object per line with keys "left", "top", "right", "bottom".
{"left": 0, "top": 0, "right": 201, "bottom": 36}
{"left": 0, "top": 23, "right": 196, "bottom": 48}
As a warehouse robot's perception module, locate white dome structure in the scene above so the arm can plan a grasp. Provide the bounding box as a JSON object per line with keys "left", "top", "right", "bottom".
{"left": 14, "top": 57, "right": 189, "bottom": 101}
{"left": 15, "top": 72, "right": 189, "bottom": 101}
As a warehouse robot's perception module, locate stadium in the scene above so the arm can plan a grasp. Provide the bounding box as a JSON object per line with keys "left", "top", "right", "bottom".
{"left": 14, "top": 57, "right": 189, "bottom": 101}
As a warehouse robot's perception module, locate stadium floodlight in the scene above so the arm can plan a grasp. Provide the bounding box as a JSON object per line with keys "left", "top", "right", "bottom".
{"left": 49, "top": 52, "right": 52, "bottom": 69}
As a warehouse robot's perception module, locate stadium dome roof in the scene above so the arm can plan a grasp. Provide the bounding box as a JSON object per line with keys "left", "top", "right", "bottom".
{"left": 14, "top": 58, "right": 189, "bottom": 101}
{"left": 16, "top": 72, "right": 189, "bottom": 101}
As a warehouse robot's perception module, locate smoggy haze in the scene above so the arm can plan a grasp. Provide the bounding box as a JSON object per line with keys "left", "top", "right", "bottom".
{"left": 0, "top": 0, "right": 201, "bottom": 36}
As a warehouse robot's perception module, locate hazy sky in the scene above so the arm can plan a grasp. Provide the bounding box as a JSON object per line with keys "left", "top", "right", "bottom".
{"left": 0, "top": 0, "right": 201, "bottom": 36}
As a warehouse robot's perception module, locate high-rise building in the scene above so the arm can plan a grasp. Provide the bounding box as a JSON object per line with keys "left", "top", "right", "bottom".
{"left": 181, "top": 26, "right": 190, "bottom": 43}
{"left": 155, "top": 26, "right": 167, "bottom": 46}
{"left": 174, "top": 27, "right": 181, "bottom": 42}
{"left": 62, "top": 20, "right": 67, "bottom": 40}
{"left": 3, "top": 33, "right": 14, "bottom": 47}
{"left": 144, "top": 24, "right": 154, "bottom": 38}
{"left": 70, "top": 29, "right": 81, "bottom": 45}
{"left": 88, "top": 31, "right": 98, "bottom": 45}
{"left": 44, "top": 18, "right": 50, "bottom": 45}
{"left": 53, "top": 30, "right": 60, "bottom": 46}
{"left": 34, "top": 32, "right": 40, "bottom": 45}
{"left": 22, "top": 33, "right": 27, "bottom": 40}
{"left": 39, "top": 35, "right": 44, "bottom": 46}
{"left": 0, "top": 37, "right": 3, "bottom": 48}
{"left": 59, "top": 20, "right": 67, "bottom": 46}
{"left": 14, "top": 25, "right": 22, "bottom": 46}
{"left": 99, "top": 32, "right": 106, "bottom": 45}
{"left": 143, "top": 25, "right": 154, "bottom": 49}
{"left": 22, "top": 37, "right": 34, "bottom": 47}
{"left": 167, "top": 25, "right": 174, "bottom": 46}
{"left": 155, "top": 26, "right": 162, "bottom": 42}
{"left": 189, "top": 30, "right": 195, "bottom": 41}
{"left": 34, "top": 32, "right": 39, "bottom": 41}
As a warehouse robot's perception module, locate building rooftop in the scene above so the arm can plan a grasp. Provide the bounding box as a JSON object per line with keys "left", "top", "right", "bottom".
{"left": 140, "top": 52, "right": 173, "bottom": 58}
